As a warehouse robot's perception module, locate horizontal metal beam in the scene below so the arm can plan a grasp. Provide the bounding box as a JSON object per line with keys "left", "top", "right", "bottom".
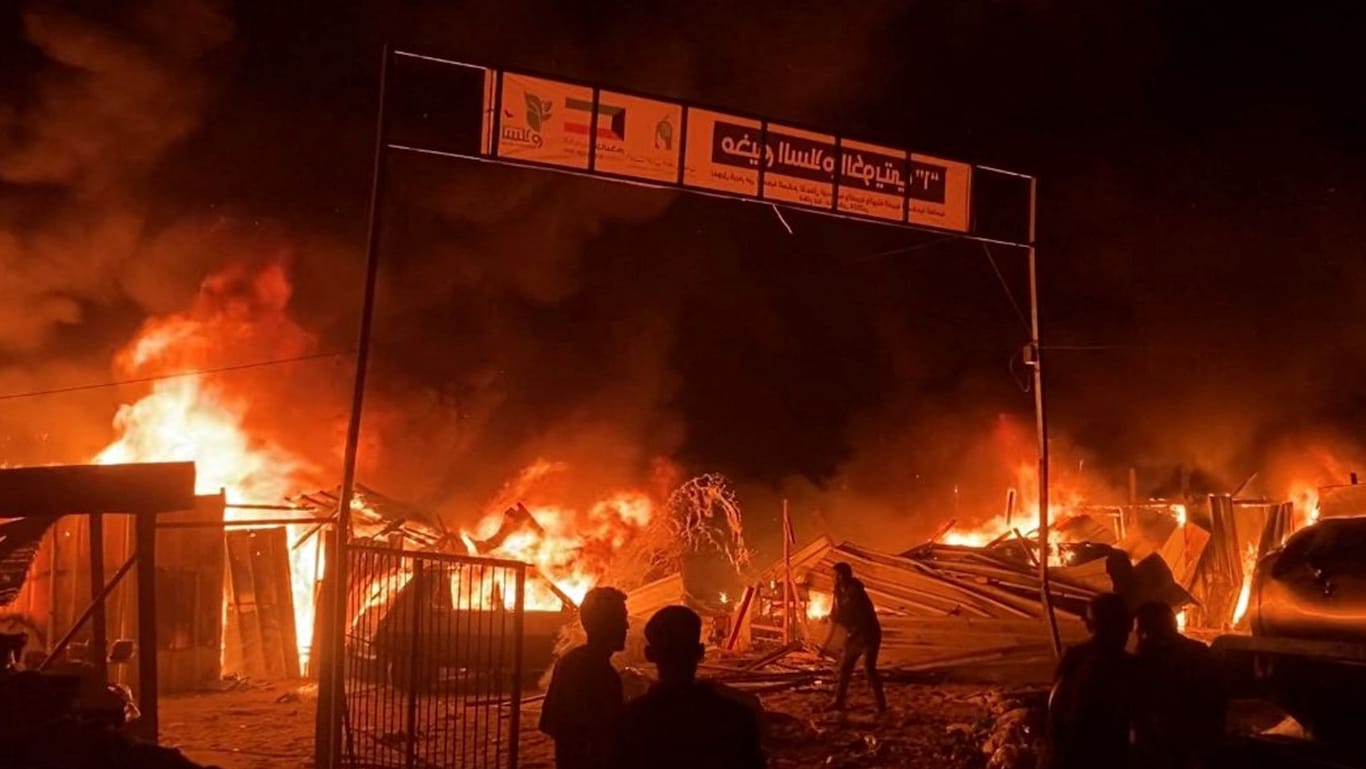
{"left": 156, "top": 517, "right": 325, "bottom": 529}
{"left": 385, "top": 143, "right": 1034, "bottom": 251}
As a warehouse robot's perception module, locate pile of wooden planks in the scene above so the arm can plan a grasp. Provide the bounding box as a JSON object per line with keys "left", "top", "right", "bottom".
{"left": 222, "top": 528, "right": 300, "bottom": 680}
{"left": 753, "top": 538, "right": 1096, "bottom": 676}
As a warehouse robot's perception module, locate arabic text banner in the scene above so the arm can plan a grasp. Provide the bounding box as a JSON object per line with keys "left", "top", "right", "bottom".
{"left": 837, "top": 139, "right": 907, "bottom": 222}
{"left": 907, "top": 154, "right": 971, "bottom": 232}
{"left": 762, "top": 124, "right": 836, "bottom": 209}
{"left": 479, "top": 69, "right": 975, "bottom": 234}
{"left": 683, "top": 109, "right": 762, "bottom": 196}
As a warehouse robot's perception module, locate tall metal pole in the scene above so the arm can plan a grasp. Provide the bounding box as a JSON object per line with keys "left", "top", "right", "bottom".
{"left": 315, "top": 43, "right": 392, "bottom": 769}
{"left": 782, "top": 499, "right": 792, "bottom": 645}
{"left": 1027, "top": 176, "right": 1063, "bottom": 658}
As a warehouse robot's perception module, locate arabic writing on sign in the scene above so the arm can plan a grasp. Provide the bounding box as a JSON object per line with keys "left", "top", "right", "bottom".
{"left": 840, "top": 151, "right": 906, "bottom": 194}
{"left": 908, "top": 161, "right": 948, "bottom": 203}
{"left": 713, "top": 121, "right": 766, "bottom": 169}
{"left": 765, "top": 130, "right": 836, "bottom": 183}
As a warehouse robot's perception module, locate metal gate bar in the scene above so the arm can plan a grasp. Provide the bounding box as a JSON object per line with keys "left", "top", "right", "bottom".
{"left": 341, "top": 545, "right": 526, "bottom": 769}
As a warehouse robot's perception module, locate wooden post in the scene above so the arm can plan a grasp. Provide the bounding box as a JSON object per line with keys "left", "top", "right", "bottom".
{"left": 88, "top": 512, "right": 108, "bottom": 679}
{"left": 782, "top": 500, "right": 792, "bottom": 645}
{"left": 724, "top": 585, "right": 757, "bottom": 651}
{"left": 135, "top": 511, "right": 159, "bottom": 743}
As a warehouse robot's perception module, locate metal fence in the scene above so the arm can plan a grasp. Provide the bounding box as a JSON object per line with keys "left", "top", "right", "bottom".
{"left": 342, "top": 544, "right": 526, "bottom": 769}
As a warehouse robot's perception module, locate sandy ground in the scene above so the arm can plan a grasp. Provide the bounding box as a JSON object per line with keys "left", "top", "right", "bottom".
{"left": 160, "top": 680, "right": 318, "bottom": 769}
{"left": 159, "top": 678, "right": 995, "bottom": 769}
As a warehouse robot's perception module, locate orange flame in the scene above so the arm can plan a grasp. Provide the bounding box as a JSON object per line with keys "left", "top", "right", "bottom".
{"left": 1290, "top": 483, "right": 1320, "bottom": 529}
{"left": 93, "top": 264, "right": 323, "bottom": 671}
{"left": 1231, "top": 542, "right": 1259, "bottom": 627}
{"left": 1172, "top": 503, "right": 1188, "bottom": 526}
{"left": 939, "top": 462, "right": 1090, "bottom": 558}
{"left": 457, "top": 462, "right": 655, "bottom": 610}
{"left": 806, "top": 591, "right": 832, "bottom": 621}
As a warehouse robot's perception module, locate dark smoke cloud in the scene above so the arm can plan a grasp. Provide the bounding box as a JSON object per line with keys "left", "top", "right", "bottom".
{"left": 0, "top": 0, "right": 233, "bottom": 353}
{"left": 4, "top": 0, "right": 1366, "bottom": 556}
{"left": 0, "top": 0, "right": 917, "bottom": 523}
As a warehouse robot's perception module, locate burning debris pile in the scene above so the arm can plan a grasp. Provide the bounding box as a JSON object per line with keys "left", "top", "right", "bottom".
{"left": 680, "top": 490, "right": 1311, "bottom": 689}
{"left": 743, "top": 537, "right": 1093, "bottom": 678}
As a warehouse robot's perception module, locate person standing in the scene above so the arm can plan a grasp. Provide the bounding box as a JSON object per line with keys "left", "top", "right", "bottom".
{"left": 1133, "top": 602, "right": 1226, "bottom": 768}
{"left": 539, "top": 587, "right": 629, "bottom": 769}
{"left": 616, "top": 606, "right": 765, "bottom": 769}
{"left": 1044, "top": 592, "right": 1139, "bottom": 769}
{"left": 825, "top": 562, "right": 887, "bottom": 712}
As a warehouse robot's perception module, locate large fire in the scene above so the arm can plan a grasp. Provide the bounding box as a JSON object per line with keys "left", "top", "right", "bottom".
{"left": 456, "top": 461, "right": 655, "bottom": 611}
{"left": 940, "top": 462, "right": 1089, "bottom": 556}
{"left": 91, "top": 265, "right": 659, "bottom": 668}
{"left": 94, "top": 265, "right": 326, "bottom": 670}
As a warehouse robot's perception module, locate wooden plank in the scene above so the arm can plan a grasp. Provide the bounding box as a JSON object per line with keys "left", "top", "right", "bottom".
{"left": 156, "top": 496, "right": 226, "bottom": 692}
{"left": 0, "top": 462, "right": 196, "bottom": 517}
{"left": 271, "top": 535, "right": 301, "bottom": 679}
{"left": 626, "top": 572, "right": 685, "bottom": 618}
{"left": 225, "top": 531, "right": 267, "bottom": 677}
{"left": 249, "top": 528, "right": 298, "bottom": 679}
{"left": 724, "top": 585, "right": 756, "bottom": 650}
{"left": 264, "top": 529, "right": 301, "bottom": 678}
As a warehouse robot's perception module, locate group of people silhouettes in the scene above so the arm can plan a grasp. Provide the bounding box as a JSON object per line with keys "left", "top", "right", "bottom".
{"left": 1046, "top": 593, "right": 1227, "bottom": 769}
{"left": 539, "top": 587, "right": 765, "bottom": 769}
{"left": 541, "top": 566, "right": 1222, "bottom": 769}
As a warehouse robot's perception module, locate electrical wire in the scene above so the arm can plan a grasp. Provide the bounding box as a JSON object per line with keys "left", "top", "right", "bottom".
{"left": 851, "top": 234, "right": 962, "bottom": 262}
{"left": 0, "top": 351, "right": 350, "bottom": 403}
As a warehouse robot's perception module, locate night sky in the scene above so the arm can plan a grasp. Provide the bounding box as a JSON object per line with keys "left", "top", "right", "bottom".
{"left": 2, "top": 1, "right": 1364, "bottom": 541}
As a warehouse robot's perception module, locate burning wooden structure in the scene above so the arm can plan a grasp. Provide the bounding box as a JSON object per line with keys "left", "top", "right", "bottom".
{"left": 700, "top": 491, "right": 1307, "bottom": 682}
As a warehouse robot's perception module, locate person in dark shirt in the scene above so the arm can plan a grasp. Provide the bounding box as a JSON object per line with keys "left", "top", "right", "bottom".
{"left": 616, "top": 605, "right": 765, "bottom": 769}
{"left": 1133, "top": 602, "right": 1226, "bottom": 769}
{"left": 1045, "top": 592, "right": 1139, "bottom": 769}
{"left": 539, "top": 587, "right": 629, "bottom": 769}
{"left": 825, "top": 562, "right": 886, "bottom": 712}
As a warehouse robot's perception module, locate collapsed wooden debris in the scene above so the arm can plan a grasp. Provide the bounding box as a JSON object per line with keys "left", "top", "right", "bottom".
{"left": 746, "top": 537, "right": 1093, "bottom": 675}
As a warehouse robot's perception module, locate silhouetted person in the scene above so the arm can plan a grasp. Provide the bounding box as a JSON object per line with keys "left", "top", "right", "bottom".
{"left": 1045, "top": 592, "right": 1138, "bottom": 769}
{"left": 540, "top": 587, "right": 629, "bottom": 769}
{"left": 1133, "top": 602, "right": 1226, "bottom": 769}
{"left": 617, "top": 606, "right": 765, "bottom": 769}
{"left": 825, "top": 562, "right": 886, "bottom": 712}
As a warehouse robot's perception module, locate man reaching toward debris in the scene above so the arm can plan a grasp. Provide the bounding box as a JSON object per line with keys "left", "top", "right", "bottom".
{"left": 617, "top": 605, "right": 765, "bottom": 769}
{"left": 826, "top": 561, "right": 887, "bottom": 712}
{"left": 1133, "top": 602, "right": 1226, "bottom": 768}
{"left": 1044, "top": 592, "right": 1138, "bottom": 769}
{"left": 540, "top": 587, "right": 629, "bottom": 769}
